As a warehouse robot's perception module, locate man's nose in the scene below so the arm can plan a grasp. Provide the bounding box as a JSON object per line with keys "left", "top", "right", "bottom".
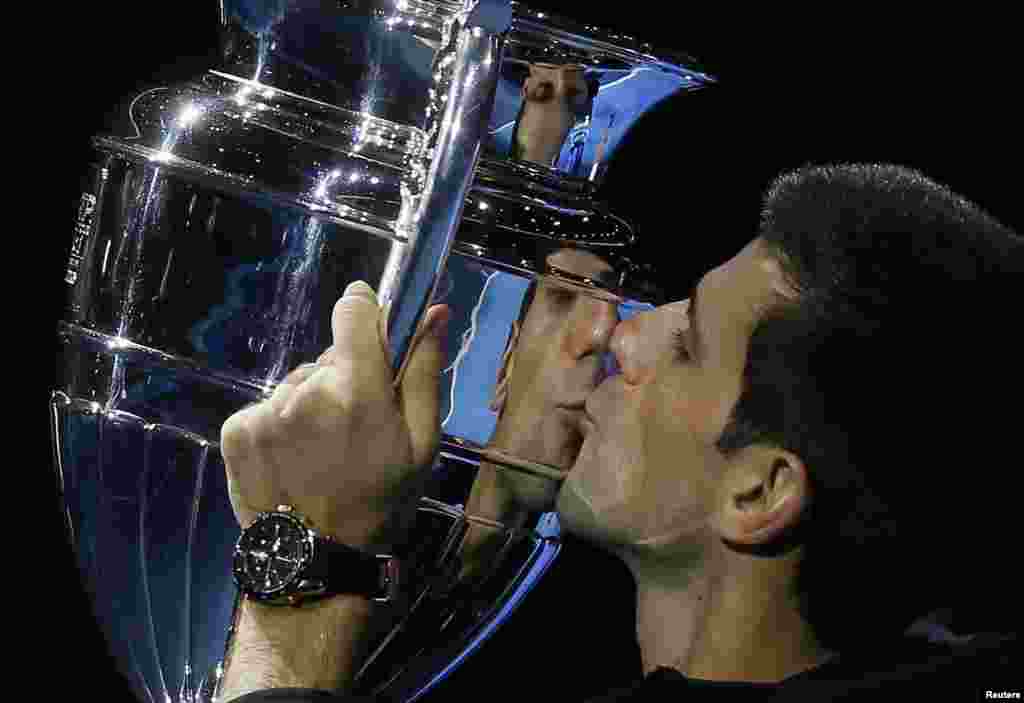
{"left": 567, "top": 295, "right": 619, "bottom": 360}
{"left": 600, "top": 301, "right": 651, "bottom": 379}
{"left": 606, "top": 309, "right": 657, "bottom": 385}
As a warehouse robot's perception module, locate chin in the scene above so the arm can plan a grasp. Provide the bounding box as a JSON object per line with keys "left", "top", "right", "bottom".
{"left": 507, "top": 471, "right": 561, "bottom": 513}
{"left": 555, "top": 472, "right": 620, "bottom": 549}
{"left": 554, "top": 480, "right": 594, "bottom": 539}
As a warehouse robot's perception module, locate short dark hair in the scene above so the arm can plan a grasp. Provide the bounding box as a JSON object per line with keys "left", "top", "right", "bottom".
{"left": 716, "top": 163, "right": 1023, "bottom": 649}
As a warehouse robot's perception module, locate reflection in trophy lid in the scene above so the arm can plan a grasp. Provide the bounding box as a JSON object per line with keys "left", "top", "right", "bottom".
{"left": 530, "top": 62, "right": 586, "bottom": 71}
{"left": 539, "top": 255, "right": 624, "bottom": 305}
{"left": 536, "top": 273, "right": 622, "bottom": 305}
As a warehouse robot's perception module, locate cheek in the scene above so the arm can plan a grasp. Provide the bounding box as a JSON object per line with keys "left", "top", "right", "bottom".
{"left": 507, "top": 344, "right": 553, "bottom": 404}
{"left": 633, "top": 401, "right": 718, "bottom": 531}
{"left": 565, "top": 423, "right": 636, "bottom": 518}
{"left": 565, "top": 389, "right": 707, "bottom": 534}
{"left": 674, "top": 373, "right": 738, "bottom": 448}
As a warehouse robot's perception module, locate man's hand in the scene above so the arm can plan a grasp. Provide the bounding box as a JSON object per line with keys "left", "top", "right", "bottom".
{"left": 220, "top": 280, "right": 450, "bottom": 551}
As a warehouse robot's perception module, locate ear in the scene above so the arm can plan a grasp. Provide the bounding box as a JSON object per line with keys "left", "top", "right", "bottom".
{"left": 714, "top": 447, "right": 809, "bottom": 550}
{"left": 489, "top": 320, "right": 521, "bottom": 415}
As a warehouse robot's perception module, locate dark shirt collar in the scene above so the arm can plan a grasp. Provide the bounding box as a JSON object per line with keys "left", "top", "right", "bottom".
{"left": 645, "top": 651, "right": 846, "bottom": 686}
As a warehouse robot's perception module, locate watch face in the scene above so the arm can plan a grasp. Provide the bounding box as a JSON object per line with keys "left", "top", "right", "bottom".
{"left": 233, "top": 512, "right": 313, "bottom": 596}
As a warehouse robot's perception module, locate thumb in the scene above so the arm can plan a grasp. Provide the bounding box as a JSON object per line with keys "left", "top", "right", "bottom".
{"left": 399, "top": 304, "right": 450, "bottom": 466}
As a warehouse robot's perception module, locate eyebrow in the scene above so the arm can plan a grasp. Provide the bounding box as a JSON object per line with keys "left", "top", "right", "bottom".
{"left": 687, "top": 279, "right": 704, "bottom": 359}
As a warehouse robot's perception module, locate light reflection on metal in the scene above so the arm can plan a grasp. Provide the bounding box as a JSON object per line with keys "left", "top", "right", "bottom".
{"left": 55, "top": 1, "right": 714, "bottom": 701}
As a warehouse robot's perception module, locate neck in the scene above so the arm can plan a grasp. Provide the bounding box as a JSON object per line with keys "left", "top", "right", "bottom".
{"left": 622, "top": 542, "right": 835, "bottom": 683}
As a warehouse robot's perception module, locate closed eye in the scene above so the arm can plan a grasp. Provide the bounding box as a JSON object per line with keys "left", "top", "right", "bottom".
{"left": 544, "top": 284, "right": 577, "bottom": 309}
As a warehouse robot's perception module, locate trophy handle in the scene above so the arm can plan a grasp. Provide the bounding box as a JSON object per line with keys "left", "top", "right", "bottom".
{"left": 382, "top": 0, "right": 514, "bottom": 381}
{"left": 57, "top": 3, "right": 712, "bottom": 701}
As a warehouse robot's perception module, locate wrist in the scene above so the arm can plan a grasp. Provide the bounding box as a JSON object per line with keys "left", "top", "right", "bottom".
{"left": 220, "top": 594, "right": 382, "bottom": 701}
{"left": 322, "top": 496, "right": 424, "bottom": 555}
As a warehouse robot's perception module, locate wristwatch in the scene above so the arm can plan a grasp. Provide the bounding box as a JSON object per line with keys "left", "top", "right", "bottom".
{"left": 232, "top": 505, "right": 402, "bottom": 606}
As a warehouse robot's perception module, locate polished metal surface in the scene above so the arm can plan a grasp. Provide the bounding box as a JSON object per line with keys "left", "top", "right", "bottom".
{"left": 54, "top": 2, "right": 714, "bottom": 701}
{"left": 382, "top": 0, "right": 511, "bottom": 380}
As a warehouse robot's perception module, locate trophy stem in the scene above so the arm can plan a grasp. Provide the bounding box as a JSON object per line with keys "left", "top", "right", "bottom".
{"left": 60, "top": 2, "right": 710, "bottom": 700}
{"left": 382, "top": 0, "right": 513, "bottom": 381}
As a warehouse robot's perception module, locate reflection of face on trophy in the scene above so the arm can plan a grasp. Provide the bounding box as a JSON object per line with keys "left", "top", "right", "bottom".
{"left": 472, "top": 252, "right": 618, "bottom": 507}
{"left": 53, "top": 0, "right": 711, "bottom": 695}
{"left": 463, "top": 253, "right": 618, "bottom": 552}
{"left": 459, "top": 68, "right": 619, "bottom": 578}
{"left": 513, "top": 63, "right": 590, "bottom": 166}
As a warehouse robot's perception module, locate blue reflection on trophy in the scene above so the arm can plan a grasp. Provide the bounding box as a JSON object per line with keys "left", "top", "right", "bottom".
{"left": 54, "top": 1, "right": 712, "bottom": 701}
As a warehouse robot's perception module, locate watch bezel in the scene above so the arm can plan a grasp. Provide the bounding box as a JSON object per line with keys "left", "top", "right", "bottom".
{"left": 232, "top": 508, "right": 316, "bottom": 602}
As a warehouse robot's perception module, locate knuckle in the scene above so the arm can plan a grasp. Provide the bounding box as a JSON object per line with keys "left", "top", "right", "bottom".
{"left": 332, "top": 295, "right": 374, "bottom": 322}
{"left": 249, "top": 406, "right": 283, "bottom": 451}
{"left": 281, "top": 362, "right": 316, "bottom": 387}
{"left": 281, "top": 371, "right": 345, "bottom": 429}
{"left": 268, "top": 363, "right": 384, "bottom": 434}
{"left": 220, "top": 406, "right": 256, "bottom": 463}
{"left": 315, "top": 367, "right": 366, "bottom": 418}
{"left": 269, "top": 382, "right": 292, "bottom": 409}
{"left": 223, "top": 401, "right": 286, "bottom": 456}
{"left": 317, "top": 347, "right": 335, "bottom": 365}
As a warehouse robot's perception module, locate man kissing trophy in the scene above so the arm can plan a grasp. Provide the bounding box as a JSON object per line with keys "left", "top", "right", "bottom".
{"left": 52, "top": 1, "right": 714, "bottom": 700}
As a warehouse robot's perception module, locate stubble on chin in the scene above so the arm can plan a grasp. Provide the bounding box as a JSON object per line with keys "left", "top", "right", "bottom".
{"left": 557, "top": 433, "right": 634, "bottom": 538}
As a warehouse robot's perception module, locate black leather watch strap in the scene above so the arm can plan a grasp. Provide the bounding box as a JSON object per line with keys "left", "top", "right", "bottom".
{"left": 307, "top": 537, "right": 393, "bottom": 601}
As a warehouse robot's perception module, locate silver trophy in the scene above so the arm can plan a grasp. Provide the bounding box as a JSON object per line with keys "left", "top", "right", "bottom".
{"left": 52, "top": 2, "right": 714, "bottom": 700}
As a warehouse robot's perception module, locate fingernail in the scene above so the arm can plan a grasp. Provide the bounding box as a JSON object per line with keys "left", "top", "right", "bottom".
{"left": 427, "top": 306, "right": 450, "bottom": 338}
{"left": 345, "top": 280, "right": 373, "bottom": 297}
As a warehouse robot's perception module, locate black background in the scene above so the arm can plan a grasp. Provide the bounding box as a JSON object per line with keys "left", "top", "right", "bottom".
{"left": 47, "top": 3, "right": 1020, "bottom": 702}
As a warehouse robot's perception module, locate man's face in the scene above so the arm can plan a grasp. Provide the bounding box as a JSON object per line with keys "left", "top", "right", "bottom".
{"left": 491, "top": 248, "right": 619, "bottom": 473}
{"left": 456, "top": 247, "right": 619, "bottom": 573}
{"left": 557, "top": 238, "right": 793, "bottom": 554}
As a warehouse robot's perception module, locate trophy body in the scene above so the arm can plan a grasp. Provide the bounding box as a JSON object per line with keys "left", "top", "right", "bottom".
{"left": 53, "top": 3, "right": 713, "bottom": 700}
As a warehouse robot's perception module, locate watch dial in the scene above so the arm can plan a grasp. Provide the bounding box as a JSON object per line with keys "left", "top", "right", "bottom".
{"left": 233, "top": 514, "right": 310, "bottom": 595}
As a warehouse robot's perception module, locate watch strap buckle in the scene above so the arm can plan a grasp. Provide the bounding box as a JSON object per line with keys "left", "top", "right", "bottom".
{"left": 375, "top": 555, "right": 402, "bottom": 605}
